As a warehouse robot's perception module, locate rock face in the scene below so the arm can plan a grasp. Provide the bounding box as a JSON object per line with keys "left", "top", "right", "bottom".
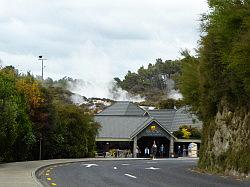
{"left": 199, "top": 100, "right": 250, "bottom": 176}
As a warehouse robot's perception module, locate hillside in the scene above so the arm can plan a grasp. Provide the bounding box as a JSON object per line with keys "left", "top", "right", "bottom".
{"left": 114, "top": 58, "right": 182, "bottom": 103}
{"left": 179, "top": 0, "right": 250, "bottom": 176}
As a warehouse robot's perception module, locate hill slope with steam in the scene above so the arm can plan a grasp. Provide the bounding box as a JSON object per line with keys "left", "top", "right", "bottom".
{"left": 113, "top": 58, "right": 183, "bottom": 105}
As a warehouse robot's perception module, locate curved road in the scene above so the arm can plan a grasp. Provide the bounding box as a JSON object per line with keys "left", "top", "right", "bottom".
{"left": 37, "top": 158, "right": 249, "bottom": 187}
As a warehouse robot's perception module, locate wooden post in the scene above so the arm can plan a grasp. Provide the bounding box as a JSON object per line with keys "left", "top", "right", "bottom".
{"left": 169, "top": 137, "right": 174, "bottom": 157}
{"left": 133, "top": 136, "right": 137, "bottom": 158}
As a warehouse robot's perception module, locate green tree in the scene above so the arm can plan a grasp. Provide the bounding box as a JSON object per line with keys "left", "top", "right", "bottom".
{"left": 0, "top": 67, "right": 35, "bottom": 161}
{"left": 179, "top": 0, "right": 250, "bottom": 174}
{"left": 50, "top": 103, "right": 99, "bottom": 158}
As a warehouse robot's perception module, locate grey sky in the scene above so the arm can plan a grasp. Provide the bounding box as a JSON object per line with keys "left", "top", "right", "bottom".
{"left": 0, "top": 0, "right": 208, "bottom": 98}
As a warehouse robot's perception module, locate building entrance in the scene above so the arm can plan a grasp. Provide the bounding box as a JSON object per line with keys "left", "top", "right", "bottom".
{"left": 137, "top": 136, "right": 170, "bottom": 158}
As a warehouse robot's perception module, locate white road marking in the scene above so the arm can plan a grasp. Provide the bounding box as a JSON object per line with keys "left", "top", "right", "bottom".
{"left": 114, "top": 167, "right": 117, "bottom": 170}
{"left": 125, "top": 174, "right": 137, "bottom": 179}
{"left": 121, "top": 164, "right": 130, "bottom": 166}
{"left": 145, "top": 167, "right": 160, "bottom": 170}
{"left": 146, "top": 161, "right": 157, "bottom": 164}
{"left": 82, "top": 164, "right": 98, "bottom": 168}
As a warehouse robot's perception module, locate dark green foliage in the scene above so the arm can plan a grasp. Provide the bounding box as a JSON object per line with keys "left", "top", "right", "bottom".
{"left": 179, "top": 0, "right": 250, "bottom": 174}
{"left": 115, "top": 59, "right": 181, "bottom": 102}
{"left": 49, "top": 104, "right": 99, "bottom": 158}
{"left": 156, "top": 99, "right": 185, "bottom": 109}
{"left": 179, "top": 53, "right": 200, "bottom": 115}
{"left": 0, "top": 67, "right": 35, "bottom": 161}
{"left": 0, "top": 66, "right": 99, "bottom": 162}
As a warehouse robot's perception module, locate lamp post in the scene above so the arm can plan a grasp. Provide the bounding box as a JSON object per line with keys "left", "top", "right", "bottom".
{"left": 38, "top": 56, "right": 47, "bottom": 80}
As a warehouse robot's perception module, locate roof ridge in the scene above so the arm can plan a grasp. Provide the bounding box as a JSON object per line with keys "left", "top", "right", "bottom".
{"left": 170, "top": 109, "right": 178, "bottom": 132}
{"left": 124, "top": 102, "right": 131, "bottom": 115}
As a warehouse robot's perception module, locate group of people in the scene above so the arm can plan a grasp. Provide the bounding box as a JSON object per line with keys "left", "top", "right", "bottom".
{"left": 136, "top": 141, "right": 166, "bottom": 159}
{"left": 177, "top": 145, "right": 188, "bottom": 157}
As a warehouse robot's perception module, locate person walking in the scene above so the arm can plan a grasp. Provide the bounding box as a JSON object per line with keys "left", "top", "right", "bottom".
{"left": 151, "top": 141, "right": 157, "bottom": 160}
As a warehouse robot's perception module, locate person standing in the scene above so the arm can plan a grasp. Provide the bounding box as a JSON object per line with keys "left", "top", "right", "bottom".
{"left": 183, "top": 145, "right": 186, "bottom": 157}
{"left": 151, "top": 141, "right": 157, "bottom": 160}
{"left": 159, "top": 144, "right": 165, "bottom": 158}
{"left": 136, "top": 146, "right": 140, "bottom": 158}
{"left": 144, "top": 147, "right": 150, "bottom": 157}
{"left": 103, "top": 142, "right": 109, "bottom": 158}
{"left": 177, "top": 145, "right": 181, "bottom": 157}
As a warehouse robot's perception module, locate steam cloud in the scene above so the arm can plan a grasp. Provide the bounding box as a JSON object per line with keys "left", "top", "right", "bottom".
{"left": 67, "top": 79, "right": 145, "bottom": 104}
{"left": 165, "top": 77, "right": 183, "bottom": 100}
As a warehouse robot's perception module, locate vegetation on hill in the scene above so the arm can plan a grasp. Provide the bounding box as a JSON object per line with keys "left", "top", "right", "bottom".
{"left": 114, "top": 58, "right": 181, "bottom": 102}
{"left": 179, "top": 0, "right": 250, "bottom": 175}
{"left": 0, "top": 66, "right": 99, "bottom": 162}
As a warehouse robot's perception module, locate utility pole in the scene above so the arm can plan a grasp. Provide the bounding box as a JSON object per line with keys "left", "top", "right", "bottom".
{"left": 38, "top": 55, "right": 46, "bottom": 160}
{"left": 38, "top": 56, "right": 47, "bottom": 80}
{"left": 39, "top": 136, "right": 42, "bottom": 160}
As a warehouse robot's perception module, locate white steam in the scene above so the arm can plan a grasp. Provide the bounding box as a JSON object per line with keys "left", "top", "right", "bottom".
{"left": 168, "top": 89, "right": 183, "bottom": 100}
{"left": 165, "top": 77, "right": 183, "bottom": 100}
{"left": 108, "top": 81, "right": 145, "bottom": 102}
{"left": 70, "top": 94, "right": 87, "bottom": 105}
{"left": 67, "top": 79, "right": 145, "bottom": 103}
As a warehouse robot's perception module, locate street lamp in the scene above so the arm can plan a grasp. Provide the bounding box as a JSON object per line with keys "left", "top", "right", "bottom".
{"left": 38, "top": 56, "right": 47, "bottom": 80}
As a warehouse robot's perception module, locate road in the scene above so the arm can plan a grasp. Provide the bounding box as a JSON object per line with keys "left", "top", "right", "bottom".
{"left": 37, "top": 158, "right": 249, "bottom": 187}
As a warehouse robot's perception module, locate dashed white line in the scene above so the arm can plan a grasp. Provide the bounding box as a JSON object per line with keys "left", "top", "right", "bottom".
{"left": 121, "top": 164, "right": 130, "bottom": 166}
{"left": 125, "top": 174, "right": 137, "bottom": 179}
{"left": 146, "top": 161, "right": 157, "bottom": 164}
{"left": 145, "top": 167, "right": 160, "bottom": 170}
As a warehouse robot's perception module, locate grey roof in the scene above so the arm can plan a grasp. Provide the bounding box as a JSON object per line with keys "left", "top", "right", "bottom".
{"left": 171, "top": 107, "right": 202, "bottom": 132}
{"left": 95, "top": 116, "right": 151, "bottom": 139}
{"left": 95, "top": 102, "right": 203, "bottom": 140}
{"left": 148, "top": 109, "right": 176, "bottom": 125}
{"left": 97, "top": 101, "right": 146, "bottom": 116}
{"left": 147, "top": 109, "right": 176, "bottom": 130}
{"left": 148, "top": 108, "right": 202, "bottom": 132}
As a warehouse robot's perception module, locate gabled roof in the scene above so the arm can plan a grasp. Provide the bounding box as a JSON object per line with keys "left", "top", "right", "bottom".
{"left": 130, "top": 118, "right": 176, "bottom": 140}
{"left": 97, "top": 101, "right": 146, "bottom": 116}
{"left": 147, "top": 108, "right": 202, "bottom": 132}
{"left": 148, "top": 109, "right": 176, "bottom": 127}
{"left": 171, "top": 107, "right": 202, "bottom": 132}
{"left": 95, "top": 116, "right": 151, "bottom": 139}
{"left": 147, "top": 109, "right": 176, "bottom": 132}
{"left": 95, "top": 102, "right": 202, "bottom": 141}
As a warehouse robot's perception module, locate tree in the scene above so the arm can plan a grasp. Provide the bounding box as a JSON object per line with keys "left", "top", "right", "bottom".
{"left": 179, "top": 0, "right": 250, "bottom": 174}
{"left": 0, "top": 67, "right": 35, "bottom": 161}
{"left": 50, "top": 103, "right": 99, "bottom": 158}
{"left": 114, "top": 59, "right": 182, "bottom": 102}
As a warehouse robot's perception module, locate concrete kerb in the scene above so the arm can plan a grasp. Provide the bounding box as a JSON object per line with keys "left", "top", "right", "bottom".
{"left": 32, "top": 158, "right": 149, "bottom": 186}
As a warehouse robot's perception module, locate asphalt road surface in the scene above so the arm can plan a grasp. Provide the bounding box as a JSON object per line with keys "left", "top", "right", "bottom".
{"left": 38, "top": 158, "right": 249, "bottom": 187}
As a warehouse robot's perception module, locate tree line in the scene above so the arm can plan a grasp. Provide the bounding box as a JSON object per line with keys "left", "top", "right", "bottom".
{"left": 0, "top": 66, "right": 99, "bottom": 162}
{"left": 179, "top": 0, "right": 250, "bottom": 174}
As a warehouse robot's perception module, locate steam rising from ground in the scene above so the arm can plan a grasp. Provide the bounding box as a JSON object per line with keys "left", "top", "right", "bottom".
{"left": 67, "top": 76, "right": 182, "bottom": 105}
{"left": 68, "top": 79, "right": 145, "bottom": 103}
{"left": 165, "top": 77, "right": 183, "bottom": 100}
{"left": 168, "top": 89, "right": 183, "bottom": 100}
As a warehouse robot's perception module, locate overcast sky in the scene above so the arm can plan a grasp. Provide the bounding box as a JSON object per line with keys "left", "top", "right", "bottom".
{"left": 0, "top": 0, "right": 208, "bottom": 97}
